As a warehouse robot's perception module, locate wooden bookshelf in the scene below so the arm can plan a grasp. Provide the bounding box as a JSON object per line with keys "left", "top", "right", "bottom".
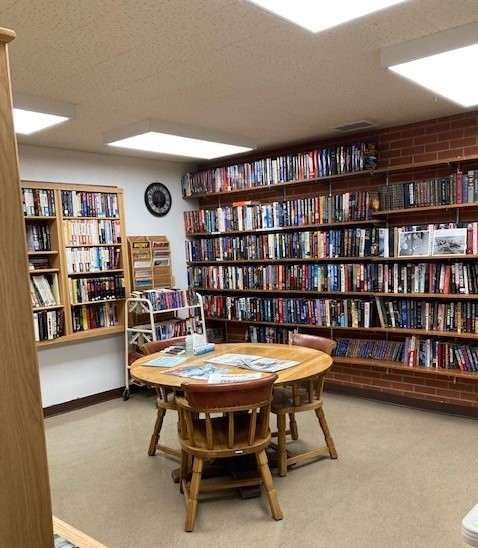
{"left": 0, "top": 26, "right": 53, "bottom": 547}
{"left": 183, "top": 154, "right": 478, "bottom": 381}
{"left": 21, "top": 181, "right": 131, "bottom": 346}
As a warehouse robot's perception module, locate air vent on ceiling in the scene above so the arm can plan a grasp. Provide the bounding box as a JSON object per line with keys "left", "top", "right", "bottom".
{"left": 333, "top": 120, "right": 377, "bottom": 132}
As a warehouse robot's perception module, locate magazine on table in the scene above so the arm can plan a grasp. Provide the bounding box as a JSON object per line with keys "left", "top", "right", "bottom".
{"left": 206, "top": 353, "right": 299, "bottom": 372}
{"left": 207, "top": 373, "right": 262, "bottom": 383}
{"left": 143, "top": 355, "right": 188, "bottom": 368}
{"left": 165, "top": 363, "right": 227, "bottom": 380}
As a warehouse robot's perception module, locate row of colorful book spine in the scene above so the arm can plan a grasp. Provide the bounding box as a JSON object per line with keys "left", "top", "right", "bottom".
{"left": 22, "top": 188, "right": 56, "bottom": 216}
{"left": 186, "top": 227, "right": 380, "bottom": 261}
{"left": 26, "top": 223, "right": 51, "bottom": 251}
{"left": 183, "top": 191, "right": 378, "bottom": 234}
{"left": 202, "top": 294, "right": 375, "bottom": 328}
{"left": 69, "top": 275, "right": 125, "bottom": 304}
{"left": 33, "top": 310, "right": 64, "bottom": 341}
{"left": 153, "top": 316, "right": 203, "bottom": 340}
{"left": 65, "top": 246, "right": 121, "bottom": 273}
{"left": 188, "top": 260, "right": 478, "bottom": 294}
{"left": 63, "top": 219, "right": 122, "bottom": 245}
{"left": 244, "top": 325, "right": 298, "bottom": 344}
{"left": 181, "top": 142, "right": 377, "bottom": 196}
{"left": 61, "top": 190, "right": 119, "bottom": 218}
{"left": 334, "top": 338, "right": 404, "bottom": 361}
{"left": 378, "top": 170, "right": 478, "bottom": 211}
{"left": 72, "top": 302, "right": 119, "bottom": 332}
{"left": 402, "top": 336, "right": 478, "bottom": 371}
{"left": 375, "top": 297, "right": 478, "bottom": 333}
{"left": 132, "top": 288, "right": 199, "bottom": 312}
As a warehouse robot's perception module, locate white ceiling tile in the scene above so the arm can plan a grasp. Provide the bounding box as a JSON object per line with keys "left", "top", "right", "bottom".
{"left": 4, "top": 0, "right": 478, "bottom": 160}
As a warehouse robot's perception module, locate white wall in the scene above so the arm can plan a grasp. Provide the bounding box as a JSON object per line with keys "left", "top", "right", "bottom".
{"left": 18, "top": 144, "right": 197, "bottom": 407}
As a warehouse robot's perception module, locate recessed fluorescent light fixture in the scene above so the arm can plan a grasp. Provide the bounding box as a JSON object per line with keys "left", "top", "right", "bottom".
{"left": 381, "top": 22, "right": 478, "bottom": 107}
{"left": 104, "top": 119, "right": 256, "bottom": 160}
{"left": 245, "top": 0, "right": 408, "bottom": 33}
{"left": 13, "top": 93, "right": 75, "bottom": 135}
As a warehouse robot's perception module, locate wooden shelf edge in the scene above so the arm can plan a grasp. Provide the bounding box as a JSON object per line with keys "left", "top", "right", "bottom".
{"left": 332, "top": 356, "right": 478, "bottom": 379}
{"left": 185, "top": 219, "right": 379, "bottom": 237}
{"left": 53, "top": 516, "right": 107, "bottom": 548}
{"left": 37, "top": 325, "right": 124, "bottom": 347}
{"left": 374, "top": 201, "right": 478, "bottom": 217}
{"left": 204, "top": 318, "right": 478, "bottom": 340}
{"left": 194, "top": 287, "right": 478, "bottom": 299}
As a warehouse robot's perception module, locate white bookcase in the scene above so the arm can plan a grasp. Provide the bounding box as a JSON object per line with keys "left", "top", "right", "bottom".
{"left": 123, "top": 289, "right": 205, "bottom": 399}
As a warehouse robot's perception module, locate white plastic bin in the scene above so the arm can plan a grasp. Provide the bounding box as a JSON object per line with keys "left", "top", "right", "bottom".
{"left": 462, "top": 502, "right": 478, "bottom": 546}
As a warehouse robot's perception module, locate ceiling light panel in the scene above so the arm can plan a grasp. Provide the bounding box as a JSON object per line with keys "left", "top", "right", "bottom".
{"left": 389, "top": 44, "right": 478, "bottom": 108}
{"left": 381, "top": 22, "right": 478, "bottom": 108}
{"left": 104, "top": 119, "right": 256, "bottom": 160}
{"left": 12, "top": 93, "right": 75, "bottom": 135}
{"left": 245, "top": 0, "right": 409, "bottom": 33}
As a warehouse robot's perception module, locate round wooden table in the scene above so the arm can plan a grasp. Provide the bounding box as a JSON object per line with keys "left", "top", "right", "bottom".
{"left": 131, "top": 342, "right": 332, "bottom": 388}
{"left": 132, "top": 342, "right": 333, "bottom": 493}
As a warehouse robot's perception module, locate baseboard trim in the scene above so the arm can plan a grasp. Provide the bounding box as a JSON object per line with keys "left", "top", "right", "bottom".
{"left": 43, "top": 385, "right": 147, "bottom": 418}
{"left": 44, "top": 382, "right": 478, "bottom": 420}
{"left": 325, "top": 382, "right": 478, "bottom": 419}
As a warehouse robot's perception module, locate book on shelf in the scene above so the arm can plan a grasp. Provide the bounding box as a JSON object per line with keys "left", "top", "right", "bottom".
{"left": 232, "top": 199, "right": 260, "bottom": 207}
{"left": 31, "top": 274, "right": 58, "bottom": 307}
{"left": 28, "top": 256, "right": 51, "bottom": 270}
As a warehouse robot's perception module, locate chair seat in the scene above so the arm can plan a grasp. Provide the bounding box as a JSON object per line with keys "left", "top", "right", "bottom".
{"left": 272, "top": 385, "right": 321, "bottom": 413}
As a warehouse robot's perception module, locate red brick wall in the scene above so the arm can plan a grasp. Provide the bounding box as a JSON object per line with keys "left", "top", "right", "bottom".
{"left": 198, "top": 110, "right": 478, "bottom": 414}
{"left": 327, "top": 362, "right": 478, "bottom": 412}
{"left": 376, "top": 111, "right": 478, "bottom": 166}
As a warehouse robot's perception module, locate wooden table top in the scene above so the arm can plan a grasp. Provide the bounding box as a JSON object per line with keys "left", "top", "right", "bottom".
{"left": 131, "top": 342, "right": 332, "bottom": 389}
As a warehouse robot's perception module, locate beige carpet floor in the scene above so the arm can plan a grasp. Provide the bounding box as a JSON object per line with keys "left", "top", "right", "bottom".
{"left": 45, "top": 391, "right": 478, "bottom": 547}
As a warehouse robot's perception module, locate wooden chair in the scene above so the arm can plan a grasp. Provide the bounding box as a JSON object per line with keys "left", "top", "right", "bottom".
{"left": 141, "top": 337, "right": 186, "bottom": 458}
{"left": 176, "top": 375, "right": 283, "bottom": 532}
{"left": 270, "top": 333, "right": 337, "bottom": 476}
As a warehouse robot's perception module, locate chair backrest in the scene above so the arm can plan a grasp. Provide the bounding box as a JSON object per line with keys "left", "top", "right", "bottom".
{"left": 177, "top": 374, "right": 277, "bottom": 451}
{"left": 140, "top": 336, "right": 186, "bottom": 355}
{"left": 291, "top": 333, "right": 336, "bottom": 356}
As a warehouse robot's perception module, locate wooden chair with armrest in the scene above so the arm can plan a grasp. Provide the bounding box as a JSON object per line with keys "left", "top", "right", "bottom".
{"left": 270, "top": 333, "right": 338, "bottom": 476}
{"left": 141, "top": 336, "right": 186, "bottom": 458}
{"left": 176, "top": 375, "right": 283, "bottom": 532}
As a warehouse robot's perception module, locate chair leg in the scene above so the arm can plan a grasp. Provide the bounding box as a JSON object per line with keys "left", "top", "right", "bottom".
{"left": 289, "top": 412, "right": 299, "bottom": 440}
{"left": 277, "top": 413, "right": 288, "bottom": 477}
{"left": 179, "top": 450, "right": 189, "bottom": 494}
{"left": 316, "top": 407, "right": 338, "bottom": 459}
{"left": 148, "top": 406, "right": 167, "bottom": 456}
{"left": 255, "top": 450, "right": 283, "bottom": 521}
{"left": 184, "top": 456, "right": 203, "bottom": 532}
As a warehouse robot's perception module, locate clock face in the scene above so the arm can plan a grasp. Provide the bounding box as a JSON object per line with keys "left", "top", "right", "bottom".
{"left": 144, "top": 182, "right": 172, "bottom": 217}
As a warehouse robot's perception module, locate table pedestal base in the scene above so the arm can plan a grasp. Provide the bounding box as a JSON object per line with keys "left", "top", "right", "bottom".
{"left": 171, "top": 455, "right": 263, "bottom": 499}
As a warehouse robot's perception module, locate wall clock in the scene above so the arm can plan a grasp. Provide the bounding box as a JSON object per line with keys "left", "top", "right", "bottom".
{"left": 144, "top": 182, "right": 172, "bottom": 217}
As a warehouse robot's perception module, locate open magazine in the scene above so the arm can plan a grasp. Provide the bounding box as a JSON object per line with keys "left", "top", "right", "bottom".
{"left": 206, "top": 353, "right": 299, "bottom": 372}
